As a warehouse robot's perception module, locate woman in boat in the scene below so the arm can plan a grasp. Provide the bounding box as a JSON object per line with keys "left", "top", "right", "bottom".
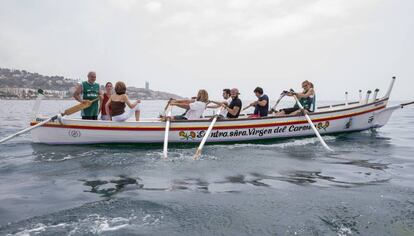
{"left": 105, "top": 81, "right": 141, "bottom": 121}
{"left": 170, "top": 90, "right": 209, "bottom": 120}
{"left": 276, "top": 80, "right": 315, "bottom": 116}
{"left": 100, "top": 82, "right": 113, "bottom": 120}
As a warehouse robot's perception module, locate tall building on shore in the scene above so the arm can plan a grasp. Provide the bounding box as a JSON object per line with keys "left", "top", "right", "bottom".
{"left": 145, "top": 81, "right": 149, "bottom": 90}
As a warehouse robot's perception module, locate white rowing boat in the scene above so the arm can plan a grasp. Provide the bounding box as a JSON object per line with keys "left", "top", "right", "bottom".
{"left": 29, "top": 78, "right": 412, "bottom": 145}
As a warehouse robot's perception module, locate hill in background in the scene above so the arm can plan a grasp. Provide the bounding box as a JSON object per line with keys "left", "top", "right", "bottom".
{"left": 0, "top": 68, "right": 183, "bottom": 100}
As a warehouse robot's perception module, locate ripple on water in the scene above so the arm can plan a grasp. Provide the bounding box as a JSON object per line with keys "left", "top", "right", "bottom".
{"left": 0, "top": 199, "right": 171, "bottom": 236}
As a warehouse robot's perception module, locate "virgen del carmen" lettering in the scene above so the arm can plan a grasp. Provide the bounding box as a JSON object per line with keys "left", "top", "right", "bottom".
{"left": 204, "top": 124, "right": 315, "bottom": 138}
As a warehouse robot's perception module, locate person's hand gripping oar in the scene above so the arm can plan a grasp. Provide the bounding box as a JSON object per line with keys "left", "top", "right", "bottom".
{"left": 193, "top": 106, "right": 223, "bottom": 160}
{"left": 290, "top": 89, "right": 333, "bottom": 152}
{"left": 269, "top": 91, "right": 288, "bottom": 114}
{"left": 0, "top": 98, "right": 99, "bottom": 144}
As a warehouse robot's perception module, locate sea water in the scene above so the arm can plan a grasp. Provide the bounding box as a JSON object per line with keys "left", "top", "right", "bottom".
{"left": 0, "top": 100, "right": 413, "bottom": 236}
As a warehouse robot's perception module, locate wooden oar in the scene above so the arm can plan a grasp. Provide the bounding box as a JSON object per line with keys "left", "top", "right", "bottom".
{"left": 291, "top": 93, "right": 333, "bottom": 152}
{"left": 163, "top": 106, "right": 172, "bottom": 159}
{"left": 163, "top": 98, "right": 173, "bottom": 115}
{"left": 269, "top": 93, "right": 286, "bottom": 113}
{"left": 401, "top": 101, "right": 414, "bottom": 108}
{"left": 242, "top": 104, "right": 254, "bottom": 111}
{"left": 193, "top": 107, "right": 223, "bottom": 160}
{"left": 208, "top": 100, "right": 224, "bottom": 106}
{"left": 0, "top": 98, "right": 99, "bottom": 144}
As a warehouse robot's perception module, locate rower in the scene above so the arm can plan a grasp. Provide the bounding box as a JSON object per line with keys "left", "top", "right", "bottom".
{"left": 249, "top": 87, "right": 269, "bottom": 118}
{"left": 224, "top": 88, "right": 242, "bottom": 119}
{"left": 276, "top": 80, "right": 315, "bottom": 116}
{"left": 170, "top": 90, "right": 209, "bottom": 120}
{"left": 208, "top": 89, "right": 232, "bottom": 119}
{"left": 73, "top": 71, "right": 103, "bottom": 120}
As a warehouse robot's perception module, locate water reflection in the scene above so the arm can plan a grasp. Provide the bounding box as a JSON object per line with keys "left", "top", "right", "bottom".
{"left": 80, "top": 175, "right": 143, "bottom": 198}
{"left": 250, "top": 170, "right": 390, "bottom": 188}
{"left": 340, "top": 159, "right": 389, "bottom": 171}
{"left": 171, "top": 178, "right": 209, "bottom": 192}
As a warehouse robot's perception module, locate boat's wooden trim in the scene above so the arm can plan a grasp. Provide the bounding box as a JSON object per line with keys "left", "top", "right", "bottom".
{"left": 30, "top": 104, "right": 386, "bottom": 131}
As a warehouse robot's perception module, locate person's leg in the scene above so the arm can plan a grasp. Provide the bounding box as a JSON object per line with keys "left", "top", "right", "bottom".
{"left": 133, "top": 104, "right": 141, "bottom": 121}
{"left": 275, "top": 110, "right": 286, "bottom": 117}
{"left": 173, "top": 115, "right": 187, "bottom": 121}
{"left": 276, "top": 108, "right": 298, "bottom": 116}
{"left": 290, "top": 110, "right": 301, "bottom": 116}
{"left": 289, "top": 108, "right": 304, "bottom": 116}
{"left": 113, "top": 104, "right": 141, "bottom": 122}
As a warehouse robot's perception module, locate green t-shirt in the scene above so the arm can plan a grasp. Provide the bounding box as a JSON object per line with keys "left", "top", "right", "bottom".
{"left": 81, "top": 81, "right": 100, "bottom": 117}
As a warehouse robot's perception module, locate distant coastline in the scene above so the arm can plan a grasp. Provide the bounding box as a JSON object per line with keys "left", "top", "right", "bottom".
{"left": 0, "top": 67, "right": 183, "bottom": 100}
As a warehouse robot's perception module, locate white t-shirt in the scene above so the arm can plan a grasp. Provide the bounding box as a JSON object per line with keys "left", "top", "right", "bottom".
{"left": 219, "top": 98, "right": 232, "bottom": 117}
{"left": 184, "top": 101, "right": 206, "bottom": 120}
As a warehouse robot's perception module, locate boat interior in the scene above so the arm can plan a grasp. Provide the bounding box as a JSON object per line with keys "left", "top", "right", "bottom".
{"left": 39, "top": 97, "right": 385, "bottom": 125}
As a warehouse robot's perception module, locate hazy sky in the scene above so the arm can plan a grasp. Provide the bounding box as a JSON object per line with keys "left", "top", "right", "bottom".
{"left": 0, "top": 0, "right": 413, "bottom": 101}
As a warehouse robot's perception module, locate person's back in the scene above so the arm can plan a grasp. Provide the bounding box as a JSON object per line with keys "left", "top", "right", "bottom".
{"left": 185, "top": 101, "right": 207, "bottom": 120}
{"left": 110, "top": 94, "right": 126, "bottom": 117}
{"left": 170, "top": 89, "right": 209, "bottom": 120}
{"left": 106, "top": 81, "right": 141, "bottom": 121}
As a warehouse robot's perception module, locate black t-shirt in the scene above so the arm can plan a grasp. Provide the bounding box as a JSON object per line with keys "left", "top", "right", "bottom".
{"left": 254, "top": 94, "right": 269, "bottom": 117}
{"left": 227, "top": 97, "right": 242, "bottom": 118}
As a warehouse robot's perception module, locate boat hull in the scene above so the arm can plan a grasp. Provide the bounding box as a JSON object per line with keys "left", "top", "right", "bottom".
{"left": 29, "top": 99, "right": 397, "bottom": 145}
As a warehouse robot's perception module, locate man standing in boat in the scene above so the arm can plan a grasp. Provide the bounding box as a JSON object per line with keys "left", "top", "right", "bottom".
{"left": 249, "top": 87, "right": 269, "bottom": 117}
{"left": 73, "top": 71, "right": 103, "bottom": 120}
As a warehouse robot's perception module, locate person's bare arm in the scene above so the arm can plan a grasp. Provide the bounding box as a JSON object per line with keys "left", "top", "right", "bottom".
{"left": 207, "top": 104, "right": 220, "bottom": 109}
{"left": 98, "top": 90, "right": 103, "bottom": 115}
{"left": 73, "top": 84, "right": 83, "bottom": 102}
{"left": 124, "top": 95, "right": 140, "bottom": 109}
{"left": 105, "top": 97, "right": 112, "bottom": 119}
{"left": 257, "top": 99, "right": 268, "bottom": 107}
{"left": 296, "top": 88, "right": 314, "bottom": 98}
{"left": 250, "top": 100, "right": 267, "bottom": 107}
{"left": 227, "top": 106, "right": 240, "bottom": 116}
{"left": 170, "top": 100, "right": 191, "bottom": 110}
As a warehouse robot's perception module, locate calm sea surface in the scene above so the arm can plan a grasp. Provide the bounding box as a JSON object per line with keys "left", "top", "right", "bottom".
{"left": 0, "top": 100, "right": 413, "bottom": 236}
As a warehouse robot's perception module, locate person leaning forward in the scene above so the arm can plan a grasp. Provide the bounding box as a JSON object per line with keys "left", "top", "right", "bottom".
{"left": 170, "top": 90, "right": 209, "bottom": 120}
{"left": 73, "top": 71, "right": 103, "bottom": 120}
{"left": 249, "top": 87, "right": 269, "bottom": 118}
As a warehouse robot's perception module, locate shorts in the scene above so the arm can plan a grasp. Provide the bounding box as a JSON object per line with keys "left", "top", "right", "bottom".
{"left": 101, "top": 115, "right": 111, "bottom": 120}
{"left": 112, "top": 104, "right": 141, "bottom": 122}
{"left": 174, "top": 115, "right": 188, "bottom": 120}
{"left": 281, "top": 107, "right": 310, "bottom": 115}
{"left": 82, "top": 116, "right": 98, "bottom": 120}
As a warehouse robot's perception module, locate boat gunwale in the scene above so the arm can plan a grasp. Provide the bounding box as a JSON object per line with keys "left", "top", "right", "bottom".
{"left": 30, "top": 103, "right": 387, "bottom": 131}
